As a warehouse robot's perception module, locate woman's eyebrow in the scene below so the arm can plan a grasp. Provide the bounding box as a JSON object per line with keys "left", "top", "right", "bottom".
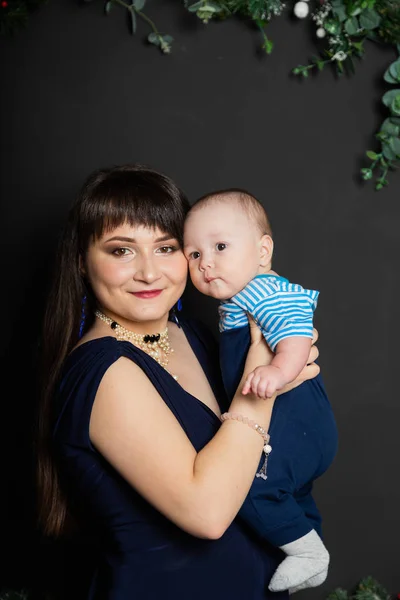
{"left": 104, "top": 234, "right": 175, "bottom": 243}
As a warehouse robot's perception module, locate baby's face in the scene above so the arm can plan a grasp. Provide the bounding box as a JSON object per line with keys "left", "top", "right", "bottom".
{"left": 183, "top": 201, "right": 264, "bottom": 300}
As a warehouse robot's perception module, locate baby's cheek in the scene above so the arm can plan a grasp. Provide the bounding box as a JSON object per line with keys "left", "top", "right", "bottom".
{"left": 190, "top": 274, "right": 207, "bottom": 293}
{"left": 188, "top": 265, "right": 198, "bottom": 281}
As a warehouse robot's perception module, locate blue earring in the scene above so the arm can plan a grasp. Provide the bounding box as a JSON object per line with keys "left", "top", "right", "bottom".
{"left": 79, "top": 295, "right": 87, "bottom": 339}
{"left": 170, "top": 298, "right": 182, "bottom": 327}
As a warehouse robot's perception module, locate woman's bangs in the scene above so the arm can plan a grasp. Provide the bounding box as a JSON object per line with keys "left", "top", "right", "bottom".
{"left": 87, "top": 192, "right": 182, "bottom": 244}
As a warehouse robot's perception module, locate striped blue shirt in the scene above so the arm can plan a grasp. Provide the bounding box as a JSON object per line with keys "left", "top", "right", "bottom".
{"left": 218, "top": 274, "right": 319, "bottom": 351}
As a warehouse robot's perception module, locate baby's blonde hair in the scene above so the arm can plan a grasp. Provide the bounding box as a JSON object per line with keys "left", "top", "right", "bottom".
{"left": 189, "top": 188, "right": 272, "bottom": 238}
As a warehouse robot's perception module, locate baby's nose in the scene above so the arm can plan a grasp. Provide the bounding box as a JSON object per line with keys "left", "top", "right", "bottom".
{"left": 199, "top": 255, "right": 213, "bottom": 271}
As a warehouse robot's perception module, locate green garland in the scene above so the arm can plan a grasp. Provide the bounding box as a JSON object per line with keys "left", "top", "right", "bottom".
{"left": 327, "top": 576, "right": 394, "bottom": 600}
{"left": 289, "top": 0, "right": 400, "bottom": 190}
{"left": 0, "top": 0, "right": 47, "bottom": 34}
{"left": 1, "top": 0, "right": 400, "bottom": 191}
{"left": 0, "top": 591, "right": 29, "bottom": 600}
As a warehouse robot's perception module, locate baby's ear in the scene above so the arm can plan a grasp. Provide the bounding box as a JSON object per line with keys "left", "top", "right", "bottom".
{"left": 259, "top": 234, "right": 273, "bottom": 267}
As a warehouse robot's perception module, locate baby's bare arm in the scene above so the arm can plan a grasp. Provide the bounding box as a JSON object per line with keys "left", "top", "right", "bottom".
{"left": 272, "top": 336, "right": 312, "bottom": 382}
{"left": 243, "top": 331, "right": 316, "bottom": 398}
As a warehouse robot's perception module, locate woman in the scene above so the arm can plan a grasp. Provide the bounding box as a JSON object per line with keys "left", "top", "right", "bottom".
{"left": 37, "top": 163, "right": 320, "bottom": 600}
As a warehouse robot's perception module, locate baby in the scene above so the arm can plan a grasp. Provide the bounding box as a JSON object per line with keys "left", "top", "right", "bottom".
{"left": 184, "top": 189, "right": 338, "bottom": 593}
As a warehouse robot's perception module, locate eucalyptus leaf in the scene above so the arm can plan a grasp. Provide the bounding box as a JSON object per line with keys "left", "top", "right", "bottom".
{"left": 389, "top": 60, "right": 400, "bottom": 83}
{"left": 133, "top": 0, "right": 146, "bottom": 9}
{"left": 187, "top": 1, "right": 205, "bottom": 11}
{"left": 332, "top": 6, "right": 347, "bottom": 22}
{"left": 162, "top": 35, "right": 174, "bottom": 43}
{"left": 389, "top": 136, "right": 400, "bottom": 156}
{"left": 345, "top": 17, "right": 359, "bottom": 35}
{"left": 384, "top": 70, "right": 398, "bottom": 84}
{"left": 391, "top": 96, "right": 400, "bottom": 116}
{"left": 390, "top": 117, "right": 400, "bottom": 126}
{"left": 148, "top": 32, "right": 160, "bottom": 44}
{"left": 105, "top": 0, "right": 113, "bottom": 14}
{"left": 380, "top": 118, "right": 400, "bottom": 136}
{"left": 382, "top": 143, "right": 396, "bottom": 160}
{"left": 359, "top": 8, "right": 381, "bottom": 30}
{"left": 197, "top": 4, "right": 220, "bottom": 12}
{"left": 382, "top": 89, "right": 400, "bottom": 107}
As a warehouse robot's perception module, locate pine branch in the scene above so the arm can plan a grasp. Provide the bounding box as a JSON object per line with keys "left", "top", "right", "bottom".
{"left": 327, "top": 588, "right": 350, "bottom": 600}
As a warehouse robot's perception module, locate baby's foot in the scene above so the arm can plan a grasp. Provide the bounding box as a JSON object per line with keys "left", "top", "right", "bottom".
{"left": 289, "top": 567, "right": 328, "bottom": 594}
{"left": 268, "top": 529, "right": 329, "bottom": 592}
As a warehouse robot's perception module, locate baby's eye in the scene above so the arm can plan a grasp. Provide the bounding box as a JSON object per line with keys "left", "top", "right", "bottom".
{"left": 189, "top": 251, "right": 200, "bottom": 260}
{"left": 216, "top": 243, "right": 227, "bottom": 251}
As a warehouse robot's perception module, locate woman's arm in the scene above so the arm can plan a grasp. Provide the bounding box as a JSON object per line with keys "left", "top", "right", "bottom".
{"left": 89, "top": 326, "right": 319, "bottom": 540}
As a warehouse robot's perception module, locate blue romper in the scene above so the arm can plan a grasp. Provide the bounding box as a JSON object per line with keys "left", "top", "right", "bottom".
{"left": 219, "top": 276, "right": 338, "bottom": 547}
{"left": 53, "top": 317, "right": 288, "bottom": 600}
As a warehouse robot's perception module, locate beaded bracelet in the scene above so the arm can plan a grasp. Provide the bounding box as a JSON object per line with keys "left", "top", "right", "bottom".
{"left": 220, "top": 412, "right": 272, "bottom": 481}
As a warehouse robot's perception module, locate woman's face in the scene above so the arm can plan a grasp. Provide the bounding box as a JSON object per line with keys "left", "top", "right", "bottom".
{"left": 84, "top": 222, "right": 188, "bottom": 331}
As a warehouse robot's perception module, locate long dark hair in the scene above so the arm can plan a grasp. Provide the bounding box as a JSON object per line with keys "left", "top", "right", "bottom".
{"left": 36, "top": 164, "right": 190, "bottom": 537}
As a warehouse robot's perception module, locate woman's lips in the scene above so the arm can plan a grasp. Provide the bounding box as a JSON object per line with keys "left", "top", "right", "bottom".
{"left": 130, "top": 290, "right": 163, "bottom": 299}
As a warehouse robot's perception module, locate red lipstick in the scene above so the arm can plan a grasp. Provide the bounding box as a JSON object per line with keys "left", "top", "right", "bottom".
{"left": 130, "top": 290, "right": 162, "bottom": 299}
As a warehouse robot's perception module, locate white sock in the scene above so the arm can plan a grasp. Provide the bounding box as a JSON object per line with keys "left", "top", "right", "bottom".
{"left": 268, "top": 529, "right": 329, "bottom": 592}
{"left": 289, "top": 567, "right": 329, "bottom": 594}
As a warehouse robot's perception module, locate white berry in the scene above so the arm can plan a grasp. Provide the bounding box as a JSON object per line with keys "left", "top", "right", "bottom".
{"left": 316, "top": 27, "right": 326, "bottom": 38}
{"left": 294, "top": 1, "right": 309, "bottom": 18}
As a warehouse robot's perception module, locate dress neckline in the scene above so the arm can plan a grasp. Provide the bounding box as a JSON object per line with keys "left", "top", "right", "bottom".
{"left": 67, "top": 319, "right": 223, "bottom": 423}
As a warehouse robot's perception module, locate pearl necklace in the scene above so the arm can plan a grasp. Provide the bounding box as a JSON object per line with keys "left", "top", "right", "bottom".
{"left": 95, "top": 310, "right": 177, "bottom": 380}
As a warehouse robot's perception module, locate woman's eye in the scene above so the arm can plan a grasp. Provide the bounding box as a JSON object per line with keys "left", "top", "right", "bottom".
{"left": 190, "top": 251, "right": 200, "bottom": 260}
{"left": 112, "top": 247, "right": 131, "bottom": 257}
{"left": 157, "top": 246, "right": 176, "bottom": 254}
{"left": 216, "top": 243, "right": 227, "bottom": 251}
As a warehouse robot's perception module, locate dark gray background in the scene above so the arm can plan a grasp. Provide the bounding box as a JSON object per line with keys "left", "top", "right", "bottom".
{"left": 1, "top": 0, "right": 399, "bottom": 597}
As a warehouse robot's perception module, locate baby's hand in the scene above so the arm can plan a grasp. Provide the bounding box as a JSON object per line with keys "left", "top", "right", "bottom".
{"left": 242, "top": 365, "right": 286, "bottom": 399}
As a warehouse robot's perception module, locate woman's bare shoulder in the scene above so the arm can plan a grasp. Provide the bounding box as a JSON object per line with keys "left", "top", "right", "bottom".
{"left": 70, "top": 321, "right": 114, "bottom": 353}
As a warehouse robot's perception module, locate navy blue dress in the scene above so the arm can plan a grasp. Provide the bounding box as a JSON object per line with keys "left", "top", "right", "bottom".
{"left": 53, "top": 318, "right": 288, "bottom": 600}
{"left": 220, "top": 326, "right": 338, "bottom": 547}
